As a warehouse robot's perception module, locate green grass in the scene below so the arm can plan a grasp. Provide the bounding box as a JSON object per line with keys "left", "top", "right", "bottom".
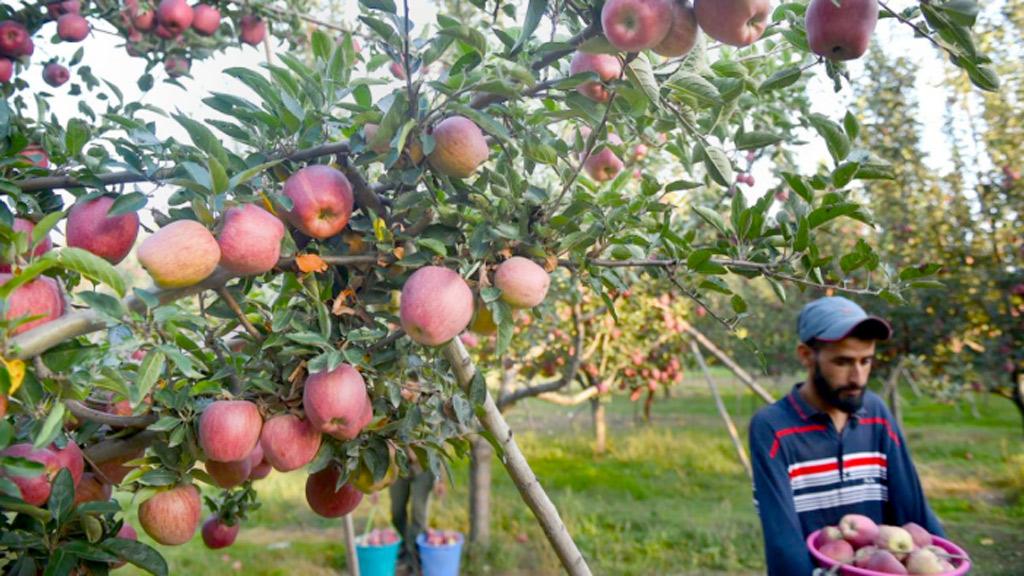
{"left": 119, "top": 373, "right": 1024, "bottom": 575}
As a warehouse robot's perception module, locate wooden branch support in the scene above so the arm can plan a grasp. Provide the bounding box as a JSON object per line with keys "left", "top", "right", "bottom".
{"left": 679, "top": 321, "right": 775, "bottom": 404}
{"left": 689, "top": 340, "right": 753, "bottom": 481}
{"left": 343, "top": 514, "right": 360, "bottom": 576}
{"left": 884, "top": 357, "right": 906, "bottom": 431}
{"left": 443, "top": 339, "right": 592, "bottom": 576}
{"left": 536, "top": 386, "right": 599, "bottom": 407}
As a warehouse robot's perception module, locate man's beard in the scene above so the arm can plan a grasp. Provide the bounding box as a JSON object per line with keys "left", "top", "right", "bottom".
{"left": 812, "top": 359, "right": 865, "bottom": 413}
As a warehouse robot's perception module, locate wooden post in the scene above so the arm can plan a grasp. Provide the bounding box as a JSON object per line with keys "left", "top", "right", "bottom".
{"left": 679, "top": 321, "right": 775, "bottom": 404}
{"left": 591, "top": 397, "right": 607, "bottom": 455}
{"left": 690, "top": 340, "right": 753, "bottom": 480}
{"left": 468, "top": 435, "right": 493, "bottom": 546}
{"left": 443, "top": 339, "right": 592, "bottom": 576}
{"left": 343, "top": 514, "right": 360, "bottom": 576}
{"left": 885, "top": 357, "right": 905, "bottom": 431}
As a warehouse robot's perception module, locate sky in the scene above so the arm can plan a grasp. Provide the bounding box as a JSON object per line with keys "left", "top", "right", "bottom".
{"left": 10, "top": 0, "right": 976, "bottom": 223}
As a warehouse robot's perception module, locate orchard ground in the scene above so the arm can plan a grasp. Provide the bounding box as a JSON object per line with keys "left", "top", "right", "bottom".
{"left": 116, "top": 368, "right": 1024, "bottom": 575}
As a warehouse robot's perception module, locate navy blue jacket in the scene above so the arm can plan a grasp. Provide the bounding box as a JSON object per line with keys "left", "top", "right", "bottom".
{"left": 749, "top": 384, "right": 945, "bottom": 576}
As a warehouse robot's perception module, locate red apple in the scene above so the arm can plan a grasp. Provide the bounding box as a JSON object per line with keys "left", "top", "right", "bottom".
{"left": 654, "top": 0, "right": 700, "bottom": 57}
{"left": 813, "top": 525, "right": 843, "bottom": 548}
{"left": 302, "top": 364, "right": 373, "bottom": 441}
{"left": 427, "top": 116, "right": 490, "bottom": 178}
{"left": 137, "top": 220, "right": 220, "bottom": 288}
{"left": 259, "top": 414, "right": 322, "bottom": 472}
{"left": 0, "top": 21, "right": 31, "bottom": 58}
{"left": 494, "top": 256, "right": 550, "bottom": 309}
{"left": 205, "top": 458, "right": 252, "bottom": 489}
{"left": 43, "top": 62, "right": 70, "bottom": 87}
{"left": 902, "top": 521, "right": 932, "bottom": 548}
{"left": 839, "top": 513, "right": 879, "bottom": 549}
{"left": 246, "top": 444, "right": 272, "bottom": 480}
{"left": 0, "top": 57, "right": 12, "bottom": 83}
{"left": 0, "top": 274, "right": 64, "bottom": 336}
{"left": 693, "top": 0, "right": 770, "bottom": 47}
{"left": 51, "top": 439, "right": 84, "bottom": 487}
{"left": 569, "top": 51, "right": 622, "bottom": 103}
{"left": 66, "top": 196, "right": 141, "bottom": 265}
{"left": 458, "top": 332, "right": 478, "bottom": 348}
{"left": 111, "top": 522, "right": 138, "bottom": 568}
{"left": 861, "top": 549, "right": 908, "bottom": 574}
{"left": 56, "top": 14, "right": 90, "bottom": 42}
{"left": 190, "top": 4, "right": 221, "bottom": 36}
{"left": 134, "top": 10, "right": 156, "bottom": 31}
{"left": 94, "top": 449, "right": 142, "bottom": 485}
{"left": 74, "top": 472, "right": 112, "bottom": 505}
{"left": 238, "top": 15, "right": 266, "bottom": 46}
{"left": 198, "top": 400, "right": 262, "bottom": 463}
{"left": 0, "top": 443, "right": 59, "bottom": 506}
{"left": 400, "top": 266, "right": 474, "bottom": 346}
{"left": 282, "top": 165, "right": 354, "bottom": 240}
{"left": 47, "top": 1, "right": 82, "bottom": 18}
{"left": 156, "top": 0, "right": 193, "bottom": 35}
{"left": 164, "top": 55, "right": 190, "bottom": 77}
{"left": 819, "top": 539, "right": 854, "bottom": 563}
{"left": 805, "top": 0, "right": 878, "bottom": 61}
{"left": 389, "top": 60, "right": 406, "bottom": 80}
{"left": 1, "top": 217, "right": 53, "bottom": 272}
{"left": 305, "top": 464, "right": 363, "bottom": 518}
{"left": 582, "top": 133, "right": 624, "bottom": 182}
{"left": 601, "top": 0, "right": 673, "bottom": 52}
{"left": 138, "top": 484, "right": 201, "bottom": 546}
{"left": 201, "top": 514, "right": 239, "bottom": 549}
{"left": 874, "top": 524, "right": 914, "bottom": 556}
{"left": 217, "top": 204, "right": 285, "bottom": 275}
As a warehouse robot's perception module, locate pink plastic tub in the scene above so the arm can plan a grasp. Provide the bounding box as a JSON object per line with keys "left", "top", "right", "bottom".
{"left": 806, "top": 529, "right": 971, "bottom": 575}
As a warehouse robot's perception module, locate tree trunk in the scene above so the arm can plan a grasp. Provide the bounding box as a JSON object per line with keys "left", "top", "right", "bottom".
{"left": 591, "top": 397, "right": 606, "bottom": 455}
{"left": 468, "top": 435, "right": 493, "bottom": 546}
{"left": 884, "top": 357, "right": 905, "bottom": 432}
{"left": 1013, "top": 371, "right": 1024, "bottom": 436}
{"left": 443, "top": 340, "right": 592, "bottom": 576}
{"left": 690, "top": 340, "right": 753, "bottom": 480}
{"left": 343, "top": 514, "right": 360, "bottom": 576}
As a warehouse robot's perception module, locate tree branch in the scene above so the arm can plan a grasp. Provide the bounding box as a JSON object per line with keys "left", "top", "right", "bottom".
{"left": 65, "top": 400, "right": 157, "bottom": 429}
{"left": 83, "top": 430, "right": 160, "bottom": 464}
{"left": 216, "top": 287, "right": 260, "bottom": 339}
{"left": 498, "top": 304, "right": 585, "bottom": 410}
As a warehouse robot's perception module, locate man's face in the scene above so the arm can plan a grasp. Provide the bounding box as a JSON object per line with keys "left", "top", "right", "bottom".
{"left": 802, "top": 338, "right": 877, "bottom": 413}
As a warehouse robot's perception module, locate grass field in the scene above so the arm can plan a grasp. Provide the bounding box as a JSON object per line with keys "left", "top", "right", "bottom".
{"left": 119, "top": 371, "right": 1024, "bottom": 575}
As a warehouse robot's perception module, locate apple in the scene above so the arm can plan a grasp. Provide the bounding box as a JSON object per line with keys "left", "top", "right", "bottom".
{"left": 853, "top": 545, "right": 878, "bottom": 568}
{"left": 0, "top": 274, "right": 64, "bottom": 336}
{"left": 860, "top": 549, "right": 908, "bottom": 574}
{"left": 632, "top": 143, "right": 649, "bottom": 162}
{"left": 246, "top": 444, "right": 272, "bottom": 480}
{"left": 51, "top": 439, "right": 84, "bottom": 487}
{"left": 819, "top": 538, "right": 854, "bottom": 563}
{"left": 400, "top": 266, "right": 474, "bottom": 346}
{"left": 389, "top": 60, "right": 406, "bottom": 80}
{"left": 282, "top": 165, "right": 354, "bottom": 240}
{"left": 495, "top": 256, "right": 550, "bottom": 309}
{"left": 693, "top": 0, "right": 770, "bottom": 47}
{"left": 0, "top": 21, "right": 30, "bottom": 57}
{"left": 601, "top": 0, "right": 673, "bottom": 52}
{"left": 305, "top": 464, "right": 363, "bottom": 518}
{"left": 43, "top": 62, "right": 70, "bottom": 87}
{"left": 138, "top": 484, "right": 201, "bottom": 546}
{"left": 66, "top": 196, "right": 141, "bottom": 265}
{"left": 133, "top": 8, "right": 156, "bottom": 30}
{"left": 201, "top": 514, "right": 239, "bottom": 549}
{"left": 427, "top": 116, "right": 490, "bottom": 178}
{"left": 569, "top": 51, "right": 622, "bottom": 102}
{"left": 74, "top": 472, "right": 112, "bottom": 505}
{"left": 874, "top": 524, "right": 914, "bottom": 556}
{"left": 259, "top": 414, "right": 322, "bottom": 472}
{"left": 56, "top": 14, "right": 90, "bottom": 42}
{"left": 839, "top": 513, "right": 879, "bottom": 549}
{"left": 458, "top": 331, "right": 479, "bottom": 348}
{"left": 191, "top": 4, "right": 220, "bottom": 36}
{"left": 217, "top": 204, "right": 285, "bottom": 275}
{"left": 110, "top": 522, "right": 138, "bottom": 568}
{"left": 350, "top": 444, "right": 398, "bottom": 494}
{"left": 364, "top": 123, "right": 424, "bottom": 164}
{"left": 303, "top": 364, "right": 373, "bottom": 441}
{"left": 0, "top": 57, "right": 12, "bottom": 83}
{"left": 94, "top": 449, "right": 142, "bottom": 485}
{"left": 137, "top": 220, "right": 221, "bottom": 288}
{"left": 47, "top": 1, "right": 81, "bottom": 18}
{"left": 1, "top": 217, "right": 53, "bottom": 272}
{"left": 205, "top": 458, "right": 252, "bottom": 489}
{"left": 164, "top": 55, "right": 190, "bottom": 77}
{"left": 239, "top": 15, "right": 266, "bottom": 46}
{"left": 156, "top": 0, "right": 193, "bottom": 35}
{"left": 902, "top": 521, "right": 932, "bottom": 548}
{"left": 469, "top": 303, "right": 496, "bottom": 335}
{"left": 582, "top": 133, "right": 624, "bottom": 182}
{"left": 0, "top": 444, "right": 59, "bottom": 506}
{"left": 198, "top": 400, "right": 262, "bottom": 463}
{"left": 904, "top": 548, "right": 948, "bottom": 575}
{"left": 654, "top": 0, "right": 700, "bottom": 57}
{"left": 805, "top": 0, "right": 878, "bottom": 61}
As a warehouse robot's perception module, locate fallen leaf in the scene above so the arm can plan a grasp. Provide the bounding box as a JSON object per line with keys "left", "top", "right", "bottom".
{"left": 296, "top": 253, "right": 328, "bottom": 273}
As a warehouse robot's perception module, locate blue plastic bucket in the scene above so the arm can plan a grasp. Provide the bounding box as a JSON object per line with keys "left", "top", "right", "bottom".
{"left": 356, "top": 538, "right": 402, "bottom": 576}
{"left": 416, "top": 532, "right": 464, "bottom": 576}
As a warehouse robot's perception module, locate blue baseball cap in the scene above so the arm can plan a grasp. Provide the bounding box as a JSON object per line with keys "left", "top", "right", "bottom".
{"left": 797, "top": 296, "right": 892, "bottom": 344}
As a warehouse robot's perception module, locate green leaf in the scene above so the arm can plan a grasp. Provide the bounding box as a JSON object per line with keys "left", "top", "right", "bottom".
{"left": 735, "top": 131, "right": 784, "bottom": 151}
{"left": 228, "top": 159, "right": 282, "bottom": 191}
{"left": 311, "top": 29, "right": 332, "bottom": 62}
{"left": 807, "top": 202, "right": 862, "bottom": 229}
{"left": 699, "top": 144, "right": 733, "bottom": 187}
{"left": 416, "top": 238, "right": 447, "bottom": 257}
{"left": 208, "top": 156, "right": 228, "bottom": 195}
{"left": 102, "top": 538, "right": 169, "bottom": 576}
{"left": 0, "top": 257, "right": 58, "bottom": 300}
{"left": 33, "top": 211, "right": 66, "bottom": 248}
{"left": 693, "top": 206, "right": 728, "bottom": 236}
{"left": 625, "top": 54, "right": 661, "bottom": 110}
{"left": 173, "top": 114, "right": 228, "bottom": 167}
{"left": 843, "top": 111, "right": 860, "bottom": 141}
{"left": 135, "top": 351, "right": 165, "bottom": 406}
{"left": 758, "top": 67, "right": 801, "bottom": 92}
{"left": 730, "top": 294, "right": 748, "bottom": 314}
{"left": 77, "top": 291, "right": 125, "bottom": 320}
{"left": 33, "top": 402, "right": 66, "bottom": 450}
{"left": 48, "top": 468, "right": 74, "bottom": 524}
{"left": 665, "top": 72, "right": 721, "bottom": 106}
{"left": 65, "top": 119, "right": 91, "bottom": 158}
{"left": 832, "top": 162, "right": 860, "bottom": 188}
{"left": 108, "top": 192, "right": 148, "bottom": 217}
{"left": 58, "top": 247, "right": 127, "bottom": 297}
{"left": 807, "top": 114, "right": 851, "bottom": 164}
{"left": 511, "top": 0, "right": 547, "bottom": 55}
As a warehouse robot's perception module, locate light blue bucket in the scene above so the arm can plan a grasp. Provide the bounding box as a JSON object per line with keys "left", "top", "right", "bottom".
{"left": 356, "top": 537, "right": 402, "bottom": 576}
{"left": 416, "top": 532, "right": 464, "bottom": 576}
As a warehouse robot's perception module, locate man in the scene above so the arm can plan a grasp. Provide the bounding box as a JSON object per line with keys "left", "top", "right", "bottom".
{"left": 390, "top": 449, "right": 445, "bottom": 576}
{"left": 749, "top": 296, "right": 945, "bottom": 575}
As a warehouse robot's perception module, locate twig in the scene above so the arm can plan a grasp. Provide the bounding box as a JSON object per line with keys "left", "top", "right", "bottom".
{"left": 542, "top": 94, "right": 617, "bottom": 222}
{"left": 64, "top": 400, "right": 157, "bottom": 428}
{"left": 216, "top": 287, "right": 260, "bottom": 339}
{"left": 878, "top": 1, "right": 945, "bottom": 52}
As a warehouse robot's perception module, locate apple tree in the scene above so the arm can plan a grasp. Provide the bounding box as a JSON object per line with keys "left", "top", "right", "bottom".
{"left": 0, "top": 0, "right": 1000, "bottom": 573}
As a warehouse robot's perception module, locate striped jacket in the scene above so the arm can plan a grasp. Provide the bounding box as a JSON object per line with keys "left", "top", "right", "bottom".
{"left": 749, "top": 384, "right": 945, "bottom": 575}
